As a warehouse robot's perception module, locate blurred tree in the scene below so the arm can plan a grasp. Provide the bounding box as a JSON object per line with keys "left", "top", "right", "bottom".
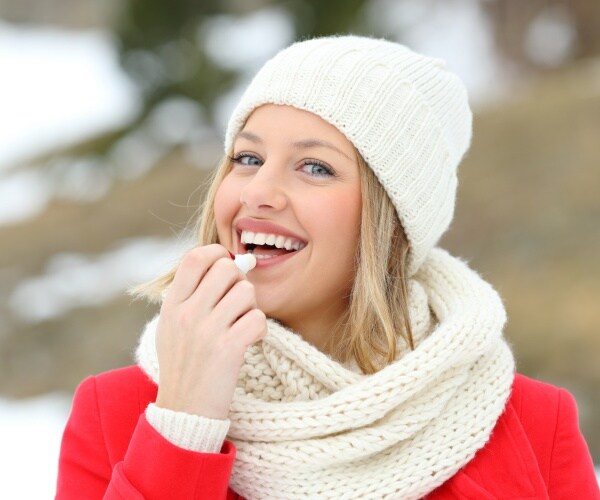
{"left": 114, "top": 0, "right": 372, "bottom": 136}
{"left": 284, "top": 0, "right": 370, "bottom": 35}
{"left": 116, "top": 0, "right": 233, "bottom": 124}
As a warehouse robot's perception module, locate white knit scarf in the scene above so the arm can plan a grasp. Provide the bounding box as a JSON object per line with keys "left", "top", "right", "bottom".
{"left": 137, "top": 248, "right": 515, "bottom": 499}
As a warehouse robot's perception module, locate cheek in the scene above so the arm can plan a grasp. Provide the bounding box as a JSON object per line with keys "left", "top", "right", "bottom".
{"left": 337, "top": 189, "right": 362, "bottom": 236}
{"left": 310, "top": 189, "right": 362, "bottom": 252}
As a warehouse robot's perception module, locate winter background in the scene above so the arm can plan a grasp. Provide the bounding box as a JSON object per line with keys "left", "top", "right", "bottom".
{"left": 1, "top": 0, "right": 599, "bottom": 497}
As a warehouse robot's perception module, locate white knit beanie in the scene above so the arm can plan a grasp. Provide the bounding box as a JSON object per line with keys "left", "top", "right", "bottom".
{"left": 224, "top": 35, "right": 472, "bottom": 275}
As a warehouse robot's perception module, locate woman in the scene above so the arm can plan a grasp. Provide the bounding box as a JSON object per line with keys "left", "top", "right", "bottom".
{"left": 56, "top": 35, "right": 599, "bottom": 499}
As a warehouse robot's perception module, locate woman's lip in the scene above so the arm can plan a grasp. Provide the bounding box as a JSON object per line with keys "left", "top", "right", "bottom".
{"left": 236, "top": 234, "right": 307, "bottom": 255}
{"left": 234, "top": 217, "right": 307, "bottom": 244}
{"left": 235, "top": 232, "right": 305, "bottom": 268}
{"left": 251, "top": 247, "right": 303, "bottom": 268}
{"left": 235, "top": 241, "right": 306, "bottom": 266}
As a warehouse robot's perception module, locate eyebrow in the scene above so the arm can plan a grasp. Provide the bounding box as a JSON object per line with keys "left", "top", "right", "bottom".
{"left": 235, "top": 131, "right": 353, "bottom": 161}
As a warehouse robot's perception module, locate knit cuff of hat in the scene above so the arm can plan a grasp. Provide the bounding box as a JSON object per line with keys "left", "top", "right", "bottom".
{"left": 145, "top": 403, "right": 230, "bottom": 454}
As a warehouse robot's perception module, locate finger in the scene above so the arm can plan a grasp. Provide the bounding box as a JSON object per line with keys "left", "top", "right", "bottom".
{"left": 210, "top": 280, "right": 257, "bottom": 329}
{"left": 187, "top": 257, "right": 246, "bottom": 313}
{"left": 167, "top": 244, "right": 229, "bottom": 304}
{"left": 229, "top": 308, "right": 267, "bottom": 347}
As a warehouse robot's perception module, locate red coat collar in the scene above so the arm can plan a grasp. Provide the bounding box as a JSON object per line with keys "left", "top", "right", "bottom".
{"left": 428, "top": 400, "right": 549, "bottom": 499}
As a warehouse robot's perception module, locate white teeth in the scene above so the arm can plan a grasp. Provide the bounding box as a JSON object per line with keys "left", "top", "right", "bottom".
{"left": 241, "top": 230, "right": 305, "bottom": 250}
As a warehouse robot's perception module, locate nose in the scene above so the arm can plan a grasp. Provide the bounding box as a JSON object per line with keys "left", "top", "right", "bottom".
{"left": 239, "top": 160, "right": 287, "bottom": 211}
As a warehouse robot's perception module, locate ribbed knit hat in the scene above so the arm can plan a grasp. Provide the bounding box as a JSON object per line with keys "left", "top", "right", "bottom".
{"left": 224, "top": 35, "right": 472, "bottom": 275}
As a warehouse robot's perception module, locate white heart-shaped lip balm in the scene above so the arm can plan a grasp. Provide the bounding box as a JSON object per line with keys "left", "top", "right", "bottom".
{"left": 234, "top": 253, "right": 257, "bottom": 273}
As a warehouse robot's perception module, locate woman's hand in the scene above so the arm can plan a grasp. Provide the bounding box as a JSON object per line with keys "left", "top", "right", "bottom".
{"left": 154, "top": 244, "right": 266, "bottom": 419}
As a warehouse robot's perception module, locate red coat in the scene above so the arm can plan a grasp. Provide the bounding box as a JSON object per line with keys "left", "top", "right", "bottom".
{"left": 56, "top": 366, "right": 599, "bottom": 499}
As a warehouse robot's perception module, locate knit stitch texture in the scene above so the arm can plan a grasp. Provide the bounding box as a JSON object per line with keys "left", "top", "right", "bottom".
{"left": 145, "top": 403, "right": 230, "bottom": 454}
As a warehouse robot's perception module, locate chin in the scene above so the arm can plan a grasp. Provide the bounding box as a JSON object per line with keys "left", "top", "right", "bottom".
{"left": 256, "top": 287, "right": 286, "bottom": 312}
{"left": 258, "top": 303, "right": 284, "bottom": 320}
{"left": 257, "top": 300, "right": 292, "bottom": 326}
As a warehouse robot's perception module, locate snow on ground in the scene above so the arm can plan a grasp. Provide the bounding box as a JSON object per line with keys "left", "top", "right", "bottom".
{"left": 0, "top": 394, "right": 71, "bottom": 499}
{"left": 0, "top": 21, "right": 140, "bottom": 171}
{"left": 9, "top": 235, "right": 193, "bottom": 323}
{"left": 0, "top": 22, "right": 142, "bottom": 225}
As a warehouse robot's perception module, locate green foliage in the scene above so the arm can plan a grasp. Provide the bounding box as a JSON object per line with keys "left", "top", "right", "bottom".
{"left": 114, "top": 0, "right": 372, "bottom": 126}
{"left": 284, "top": 0, "right": 371, "bottom": 36}
{"left": 116, "top": 0, "right": 235, "bottom": 119}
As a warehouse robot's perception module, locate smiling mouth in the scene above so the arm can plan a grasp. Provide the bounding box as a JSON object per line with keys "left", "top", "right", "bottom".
{"left": 240, "top": 230, "right": 306, "bottom": 260}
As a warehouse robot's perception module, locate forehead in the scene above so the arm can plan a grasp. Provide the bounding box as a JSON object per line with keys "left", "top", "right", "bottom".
{"left": 239, "top": 104, "right": 355, "bottom": 152}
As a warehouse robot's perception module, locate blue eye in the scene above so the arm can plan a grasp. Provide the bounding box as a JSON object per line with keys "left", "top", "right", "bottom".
{"left": 301, "top": 161, "right": 334, "bottom": 177}
{"left": 231, "top": 154, "right": 262, "bottom": 166}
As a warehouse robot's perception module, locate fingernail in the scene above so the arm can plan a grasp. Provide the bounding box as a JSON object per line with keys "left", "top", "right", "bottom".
{"left": 228, "top": 250, "right": 235, "bottom": 259}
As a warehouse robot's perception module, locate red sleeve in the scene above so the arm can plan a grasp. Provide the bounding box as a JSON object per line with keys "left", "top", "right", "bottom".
{"left": 56, "top": 376, "right": 237, "bottom": 499}
{"left": 547, "top": 388, "right": 599, "bottom": 499}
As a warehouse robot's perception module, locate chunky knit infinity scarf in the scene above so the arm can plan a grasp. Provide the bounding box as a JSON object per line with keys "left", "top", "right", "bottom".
{"left": 137, "top": 248, "right": 515, "bottom": 499}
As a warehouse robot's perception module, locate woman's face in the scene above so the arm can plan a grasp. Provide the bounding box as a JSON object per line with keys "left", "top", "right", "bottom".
{"left": 214, "top": 104, "right": 361, "bottom": 344}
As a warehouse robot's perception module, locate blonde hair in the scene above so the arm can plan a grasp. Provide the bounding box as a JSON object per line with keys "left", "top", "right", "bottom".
{"left": 324, "top": 152, "right": 413, "bottom": 373}
{"left": 128, "top": 152, "right": 413, "bottom": 374}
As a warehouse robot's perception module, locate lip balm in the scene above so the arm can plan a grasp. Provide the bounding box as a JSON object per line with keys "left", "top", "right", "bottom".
{"left": 234, "top": 253, "right": 257, "bottom": 273}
